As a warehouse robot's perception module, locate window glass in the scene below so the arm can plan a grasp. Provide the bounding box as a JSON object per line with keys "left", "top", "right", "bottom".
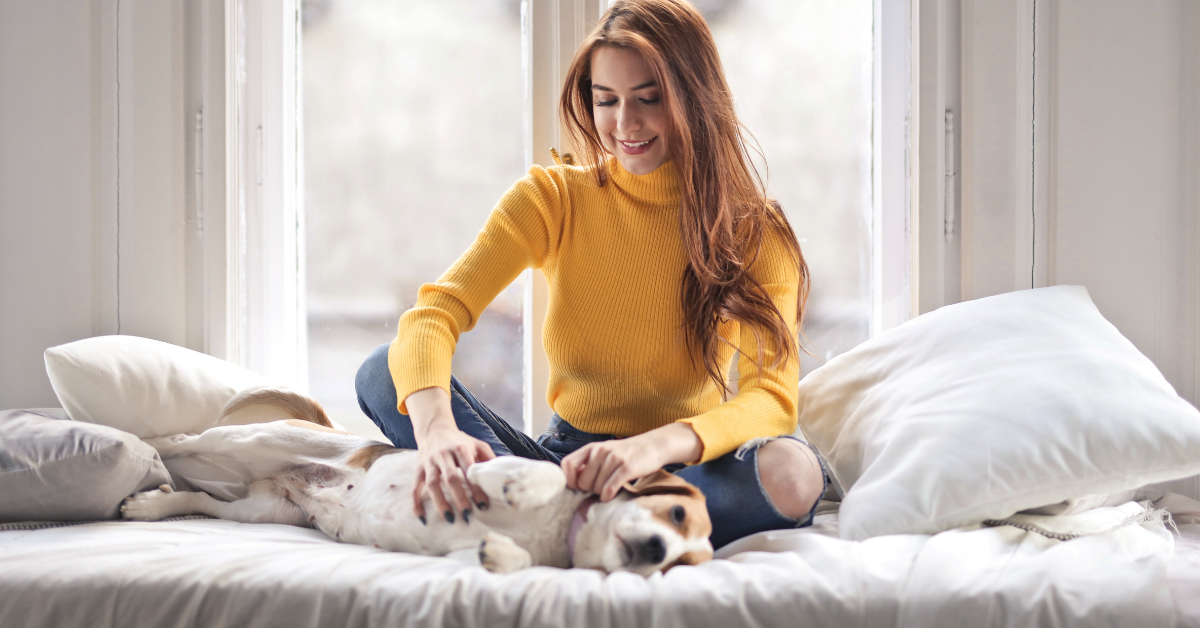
{"left": 303, "top": 0, "right": 526, "bottom": 438}
{"left": 706, "top": 0, "right": 873, "bottom": 379}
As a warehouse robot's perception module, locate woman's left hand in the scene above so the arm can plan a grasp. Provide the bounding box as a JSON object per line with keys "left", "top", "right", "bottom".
{"left": 562, "top": 423, "right": 702, "bottom": 501}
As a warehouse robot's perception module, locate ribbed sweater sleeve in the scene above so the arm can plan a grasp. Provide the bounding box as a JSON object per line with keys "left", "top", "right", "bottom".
{"left": 678, "top": 228, "right": 803, "bottom": 463}
{"left": 388, "top": 166, "right": 565, "bottom": 413}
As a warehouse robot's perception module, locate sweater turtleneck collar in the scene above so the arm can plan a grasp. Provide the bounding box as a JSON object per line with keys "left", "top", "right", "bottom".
{"left": 607, "top": 156, "right": 681, "bottom": 205}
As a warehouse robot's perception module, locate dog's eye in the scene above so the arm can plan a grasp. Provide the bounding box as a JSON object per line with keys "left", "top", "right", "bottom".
{"left": 670, "top": 505, "right": 686, "bottom": 526}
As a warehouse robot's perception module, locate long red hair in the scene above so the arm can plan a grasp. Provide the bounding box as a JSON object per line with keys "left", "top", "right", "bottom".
{"left": 559, "top": 0, "right": 810, "bottom": 394}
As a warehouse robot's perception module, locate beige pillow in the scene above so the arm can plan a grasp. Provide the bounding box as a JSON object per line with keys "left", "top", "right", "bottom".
{"left": 44, "top": 335, "right": 269, "bottom": 438}
{"left": 44, "top": 335, "right": 344, "bottom": 438}
{"left": 0, "top": 409, "right": 173, "bottom": 522}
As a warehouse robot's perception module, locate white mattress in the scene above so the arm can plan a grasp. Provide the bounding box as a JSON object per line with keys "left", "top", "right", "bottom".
{"left": 0, "top": 506, "right": 1191, "bottom": 628}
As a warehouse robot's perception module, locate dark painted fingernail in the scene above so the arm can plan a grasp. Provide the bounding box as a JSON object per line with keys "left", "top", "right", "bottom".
{"left": 462, "top": 509, "right": 471, "bottom": 524}
{"left": 444, "top": 510, "right": 455, "bottom": 524}
{"left": 418, "top": 515, "right": 427, "bottom": 526}
{"left": 477, "top": 501, "right": 487, "bottom": 510}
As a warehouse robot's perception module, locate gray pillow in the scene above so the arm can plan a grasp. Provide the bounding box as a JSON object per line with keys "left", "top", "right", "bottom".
{"left": 0, "top": 409, "right": 173, "bottom": 523}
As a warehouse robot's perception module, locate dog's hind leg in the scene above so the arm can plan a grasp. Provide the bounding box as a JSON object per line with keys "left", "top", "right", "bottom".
{"left": 121, "top": 480, "right": 309, "bottom": 527}
{"left": 466, "top": 457, "right": 567, "bottom": 510}
{"left": 441, "top": 534, "right": 532, "bottom": 572}
{"left": 478, "top": 532, "right": 533, "bottom": 573}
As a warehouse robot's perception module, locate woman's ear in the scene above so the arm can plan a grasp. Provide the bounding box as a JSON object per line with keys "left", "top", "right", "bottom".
{"left": 620, "top": 469, "right": 704, "bottom": 501}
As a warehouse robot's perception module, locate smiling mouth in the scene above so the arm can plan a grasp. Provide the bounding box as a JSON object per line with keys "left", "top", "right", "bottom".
{"left": 617, "top": 136, "right": 656, "bottom": 155}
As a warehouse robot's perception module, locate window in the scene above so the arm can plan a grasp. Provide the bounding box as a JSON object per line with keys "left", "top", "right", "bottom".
{"left": 300, "top": 0, "right": 881, "bottom": 438}
{"left": 303, "top": 0, "right": 526, "bottom": 438}
{"left": 706, "top": 0, "right": 873, "bottom": 375}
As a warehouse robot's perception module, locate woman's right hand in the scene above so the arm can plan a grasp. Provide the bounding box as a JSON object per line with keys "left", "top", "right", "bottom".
{"left": 406, "top": 387, "right": 495, "bottom": 525}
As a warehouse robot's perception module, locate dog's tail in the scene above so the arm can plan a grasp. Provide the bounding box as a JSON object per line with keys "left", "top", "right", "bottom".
{"left": 220, "top": 386, "right": 334, "bottom": 428}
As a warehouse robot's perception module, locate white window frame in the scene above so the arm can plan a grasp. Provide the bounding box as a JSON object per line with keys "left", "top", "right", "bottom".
{"left": 912, "top": 0, "right": 963, "bottom": 314}
{"left": 170, "top": 0, "right": 303, "bottom": 387}
{"left": 235, "top": 0, "right": 306, "bottom": 388}
{"left": 102, "top": 0, "right": 304, "bottom": 386}
{"left": 522, "top": 0, "right": 608, "bottom": 436}
{"left": 876, "top": 0, "right": 920, "bottom": 331}
{"left": 95, "top": 0, "right": 247, "bottom": 366}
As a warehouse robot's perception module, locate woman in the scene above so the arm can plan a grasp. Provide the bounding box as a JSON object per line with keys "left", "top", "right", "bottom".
{"left": 356, "top": 0, "right": 829, "bottom": 550}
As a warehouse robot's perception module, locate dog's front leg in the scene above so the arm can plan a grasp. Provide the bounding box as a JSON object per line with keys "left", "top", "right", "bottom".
{"left": 467, "top": 457, "right": 567, "bottom": 510}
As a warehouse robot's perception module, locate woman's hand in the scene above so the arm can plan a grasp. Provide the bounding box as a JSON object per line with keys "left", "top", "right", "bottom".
{"left": 406, "top": 387, "right": 495, "bottom": 524}
{"left": 562, "top": 422, "right": 702, "bottom": 501}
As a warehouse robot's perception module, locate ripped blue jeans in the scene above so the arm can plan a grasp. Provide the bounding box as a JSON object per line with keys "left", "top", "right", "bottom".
{"left": 355, "top": 343, "right": 831, "bottom": 549}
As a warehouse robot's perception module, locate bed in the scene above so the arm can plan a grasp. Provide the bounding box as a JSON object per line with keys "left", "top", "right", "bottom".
{"left": 1, "top": 500, "right": 1197, "bottom": 627}
{"left": 6, "top": 286, "right": 1200, "bottom": 627}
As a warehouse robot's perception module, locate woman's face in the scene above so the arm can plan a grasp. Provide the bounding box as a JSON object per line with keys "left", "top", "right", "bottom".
{"left": 590, "top": 46, "right": 669, "bottom": 175}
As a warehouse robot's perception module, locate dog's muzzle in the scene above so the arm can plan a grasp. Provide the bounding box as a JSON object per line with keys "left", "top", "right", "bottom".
{"left": 631, "top": 534, "right": 666, "bottom": 565}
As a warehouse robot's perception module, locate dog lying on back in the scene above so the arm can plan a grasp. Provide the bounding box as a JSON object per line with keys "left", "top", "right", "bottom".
{"left": 121, "top": 387, "right": 714, "bottom": 575}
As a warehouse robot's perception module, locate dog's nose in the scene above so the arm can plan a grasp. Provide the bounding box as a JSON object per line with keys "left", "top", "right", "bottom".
{"left": 638, "top": 535, "right": 666, "bottom": 564}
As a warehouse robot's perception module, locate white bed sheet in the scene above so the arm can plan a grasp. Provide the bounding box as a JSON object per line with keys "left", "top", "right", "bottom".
{"left": 1169, "top": 524, "right": 1200, "bottom": 628}
{"left": 0, "top": 506, "right": 1185, "bottom": 628}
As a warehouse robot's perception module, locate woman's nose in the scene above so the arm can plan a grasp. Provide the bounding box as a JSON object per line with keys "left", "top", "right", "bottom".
{"left": 615, "top": 102, "right": 641, "bottom": 135}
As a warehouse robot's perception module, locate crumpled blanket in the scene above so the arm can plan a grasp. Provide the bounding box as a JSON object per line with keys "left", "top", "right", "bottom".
{"left": 985, "top": 499, "right": 1172, "bottom": 540}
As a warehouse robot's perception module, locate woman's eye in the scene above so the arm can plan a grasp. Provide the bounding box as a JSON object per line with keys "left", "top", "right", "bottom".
{"left": 670, "top": 505, "right": 686, "bottom": 525}
{"left": 595, "top": 99, "right": 618, "bottom": 107}
{"left": 639, "top": 97, "right": 660, "bottom": 105}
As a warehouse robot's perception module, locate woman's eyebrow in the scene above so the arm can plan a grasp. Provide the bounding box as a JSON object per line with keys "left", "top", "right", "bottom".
{"left": 591, "top": 80, "right": 658, "bottom": 92}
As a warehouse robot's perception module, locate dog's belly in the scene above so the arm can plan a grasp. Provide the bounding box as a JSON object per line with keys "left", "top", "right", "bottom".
{"left": 293, "top": 452, "right": 579, "bottom": 566}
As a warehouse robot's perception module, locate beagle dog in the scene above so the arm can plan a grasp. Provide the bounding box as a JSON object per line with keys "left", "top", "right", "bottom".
{"left": 121, "top": 387, "right": 714, "bottom": 575}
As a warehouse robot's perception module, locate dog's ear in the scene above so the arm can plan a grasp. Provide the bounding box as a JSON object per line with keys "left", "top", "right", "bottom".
{"left": 621, "top": 470, "right": 704, "bottom": 501}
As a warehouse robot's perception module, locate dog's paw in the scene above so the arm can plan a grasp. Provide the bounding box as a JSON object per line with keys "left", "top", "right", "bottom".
{"left": 499, "top": 462, "right": 566, "bottom": 510}
{"left": 479, "top": 532, "right": 531, "bottom": 573}
{"left": 120, "top": 485, "right": 185, "bottom": 521}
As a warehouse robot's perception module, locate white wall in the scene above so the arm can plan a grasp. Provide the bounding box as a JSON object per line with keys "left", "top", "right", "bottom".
{"left": 0, "top": 1, "right": 238, "bottom": 409}
{"left": 0, "top": 1, "right": 102, "bottom": 408}
{"left": 1049, "top": 0, "right": 1198, "bottom": 405}
{"left": 958, "top": 0, "right": 1199, "bottom": 408}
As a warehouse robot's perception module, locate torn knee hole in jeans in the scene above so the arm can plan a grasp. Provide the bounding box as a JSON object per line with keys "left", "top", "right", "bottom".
{"left": 734, "top": 436, "right": 796, "bottom": 461}
{"left": 739, "top": 436, "right": 835, "bottom": 508}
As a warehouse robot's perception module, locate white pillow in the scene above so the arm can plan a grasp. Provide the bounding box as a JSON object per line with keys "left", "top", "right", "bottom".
{"left": 797, "top": 285, "right": 1200, "bottom": 541}
{"left": 45, "top": 335, "right": 269, "bottom": 438}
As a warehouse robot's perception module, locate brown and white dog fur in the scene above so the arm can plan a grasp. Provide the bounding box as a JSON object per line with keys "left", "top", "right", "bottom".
{"left": 121, "top": 387, "right": 714, "bottom": 575}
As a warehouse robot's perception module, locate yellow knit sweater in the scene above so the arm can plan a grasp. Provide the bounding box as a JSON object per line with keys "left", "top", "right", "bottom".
{"left": 389, "top": 157, "right": 801, "bottom": 463}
